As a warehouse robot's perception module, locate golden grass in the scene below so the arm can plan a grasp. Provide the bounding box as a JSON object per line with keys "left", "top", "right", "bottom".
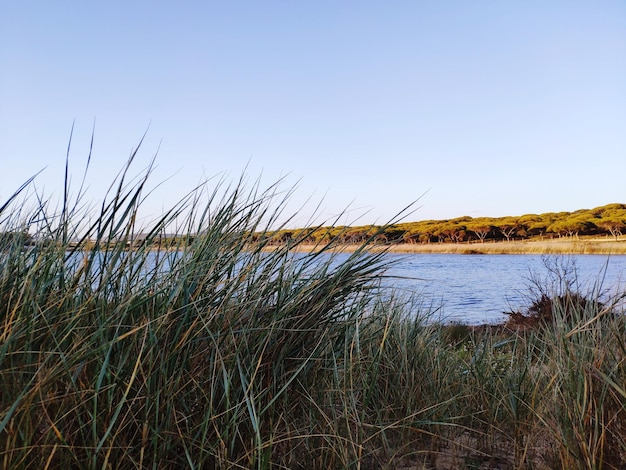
{"left": 294, "top": 237, "right": 626, "bottom": 255}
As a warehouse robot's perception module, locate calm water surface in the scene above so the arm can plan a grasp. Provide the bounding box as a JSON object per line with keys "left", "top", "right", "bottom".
{"left": 67, "top": 250, "right": 626, "bottom": 325}
{"left": 380, "top": 254, "right": 626, "bottom": 325}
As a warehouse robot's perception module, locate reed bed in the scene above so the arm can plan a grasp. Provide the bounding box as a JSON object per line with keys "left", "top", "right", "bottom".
{"left": 1, "top": 155, "right": 626, "bottom": 469}
{"left": 300, "top": 239, "right": 626, "bottom": 255}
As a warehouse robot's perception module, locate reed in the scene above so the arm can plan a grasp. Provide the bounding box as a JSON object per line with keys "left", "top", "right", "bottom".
{"left": 1, "top": 152, "right": 625, "bottom": 468}
{"left": 328, "top": 239, "right": 626, "bottom": 255}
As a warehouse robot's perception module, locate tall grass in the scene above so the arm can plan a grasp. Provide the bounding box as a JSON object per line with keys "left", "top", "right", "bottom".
{"left": 374, "top": 240, "right": 626, "bottom": 255}
{"left": 1, "top": 153, "right": 626, "bottom": 468}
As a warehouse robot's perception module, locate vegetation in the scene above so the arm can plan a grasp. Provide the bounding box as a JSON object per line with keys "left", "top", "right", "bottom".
{"left": 1, "top": 155, "right": 626, "bottom": 468}
{"left": 267, "top": 203, "right": 626, "bottom": 247}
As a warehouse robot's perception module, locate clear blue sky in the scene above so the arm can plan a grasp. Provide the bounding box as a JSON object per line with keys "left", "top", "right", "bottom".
{"left": 1, "top": 1, "right": 625, "bottom": 228}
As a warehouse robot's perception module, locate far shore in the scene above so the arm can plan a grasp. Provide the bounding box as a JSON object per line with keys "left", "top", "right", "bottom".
{"left": 292, "top": 237, "right": 626, "bottom": 255}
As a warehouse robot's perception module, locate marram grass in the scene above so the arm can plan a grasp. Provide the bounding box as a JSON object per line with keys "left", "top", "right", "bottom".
{"left": 1, "top": 155, "right": 626, "bottom": 469}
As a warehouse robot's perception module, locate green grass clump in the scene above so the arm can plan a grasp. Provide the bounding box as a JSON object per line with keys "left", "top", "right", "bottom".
{"left": 1, "top": 153, "right": 626, "bottom": 469}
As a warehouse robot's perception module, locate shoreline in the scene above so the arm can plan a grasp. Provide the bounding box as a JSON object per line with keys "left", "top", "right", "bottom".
{"left": 292, "top": 238, "right": 626, "bottom": 255}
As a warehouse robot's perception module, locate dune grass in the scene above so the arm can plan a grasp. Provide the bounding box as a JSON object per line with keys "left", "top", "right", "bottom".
{"left": 1, "top": 155, "right": 626, "bottom": 469}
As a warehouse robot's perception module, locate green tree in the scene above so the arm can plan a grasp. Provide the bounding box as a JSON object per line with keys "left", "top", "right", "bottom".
{"left": 518, "top": 215, "right": 549, "bottom": 238}
{"left": 402, "top": 228, "right": 421, "bottom": 244}
{"left": 435, "top": 222, "right": 466, "bottom": 243}
{"left": 598, "top": 217, "right": 626, "bottom": 239}
{"left": 383, "top": 227, "right": 406, "bottom": 244}
{"left": 466, "top": 222, "right": 492, "bottom": 243}
{"left": 496, "top": 217, "right": 520, "bottom": 241}
{"left": 548, "top": 217, "right": 589, "bottom": 238}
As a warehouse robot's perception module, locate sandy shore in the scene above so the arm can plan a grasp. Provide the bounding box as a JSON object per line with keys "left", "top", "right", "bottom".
{"left": 293, "top": 238, "right": 626, "bottom": 255}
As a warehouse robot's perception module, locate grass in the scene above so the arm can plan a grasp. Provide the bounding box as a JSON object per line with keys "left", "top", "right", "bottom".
{"left": 298, "top": 239, "right": 626, "bottom": 255}
{"left": 1, "top": 154, "right": 626, "bottom": 469}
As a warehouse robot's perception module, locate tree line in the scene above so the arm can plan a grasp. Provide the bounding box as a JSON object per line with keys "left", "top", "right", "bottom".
{"left": 267, "top": 203, "right": 626, "bottom": 245}
{"left": 4, "top": 203, "right": 624, "bottom": 249}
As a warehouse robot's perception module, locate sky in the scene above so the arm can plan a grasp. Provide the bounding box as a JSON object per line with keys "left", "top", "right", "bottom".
{"left": 1, "top": 1, "right": 625, "bottom": 229}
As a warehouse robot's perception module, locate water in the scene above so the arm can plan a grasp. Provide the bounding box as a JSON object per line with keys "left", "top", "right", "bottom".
{"left": 63, "top": 249, "right": 626, "bottom": 325}
{"left": 380, "top": 253, "right": 626, "bottom": 325}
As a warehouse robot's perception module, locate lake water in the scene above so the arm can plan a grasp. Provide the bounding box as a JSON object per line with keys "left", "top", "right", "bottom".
{"left": 65, "top": 250, "right": 626, "bottom": 325}
{"left": 378, "top": 253, "right": 626, "bottom": 325}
